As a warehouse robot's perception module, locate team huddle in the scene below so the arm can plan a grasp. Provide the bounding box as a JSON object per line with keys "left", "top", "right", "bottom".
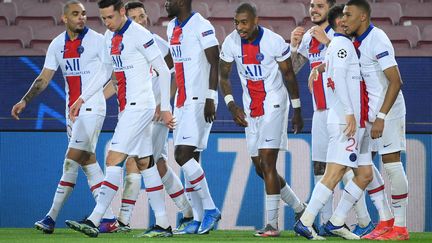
{"left": 10, "top": 0, "right": 409, "bottom": 241}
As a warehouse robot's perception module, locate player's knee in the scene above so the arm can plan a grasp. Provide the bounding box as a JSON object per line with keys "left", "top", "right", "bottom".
{"left": 259, "top": 160, "right": 277, "bottom": 174}
{"left": 313, "top": 161, "right": 326, "bottom": 175}
{"left": 381, "top": 152, "right": 401, "bottom": 163}
{"left": 174, "top": 148, "right": 193, "bottom": 165}
{"left": 254, "top": 165, "right": 264, "bottom": 179}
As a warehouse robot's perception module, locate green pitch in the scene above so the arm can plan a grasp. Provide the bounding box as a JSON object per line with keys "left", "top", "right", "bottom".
{"left": 0, "top": 229, "right": 431, "bottom": 243}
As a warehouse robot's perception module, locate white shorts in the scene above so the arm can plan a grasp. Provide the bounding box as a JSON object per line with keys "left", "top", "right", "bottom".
{"left": 152, "top": 121, "right": 169, "bottom": 162}
{"left": 110, "top": 108, "right": 154, "bottom": 158}
{"left": 326, "top": 124, "right": 372, "bottom": 168}
{"left": 67, "top": 114, "right": 104, "bottom": 153}
{"left": 245, "top": 96, "right": 288, "bottom": 157}
{"left": 311, "top": 110, "right": 329, "bottom": 162}
{"left": 173, "top": 103, "right": 213, "bottom": 151}
{"left": 370, "top": 117, "right": 406, "bottom": 155}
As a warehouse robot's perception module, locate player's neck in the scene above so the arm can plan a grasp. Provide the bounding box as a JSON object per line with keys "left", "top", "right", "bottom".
{"left": 319, "top": 21, "right": 329, "bottom": 30}
{"left": 176, "top": 10, "right": 192, "bottom": 23}
{"left": 116, "top": 16, "right": 128, "bottom": 32}
{"left": 356, "top": 21, "right": 371, "bottom": 38}
{"left": 66, "top": 29, "right": 79, "bottom": 41}
{"left": 246, "top": 26, "right": 260, "bottom": 43}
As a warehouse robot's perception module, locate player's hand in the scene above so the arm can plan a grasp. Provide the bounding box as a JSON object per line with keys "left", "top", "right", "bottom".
{"left": 69, "top": 97, "right": 84, "bottom": 122}
{"left": 310, "top": 26, "right": 330, "bottom": 46}
{"left": 11, "top": 100, "right": 27, "bottom": 120}
{"left": 308, "top": 67, "right": 319, "bottom": 94}
{"left": 161, "top": 111, "right": 176, "bottom": 130}
{"left": 344, "top": 114, "right": 357, "bottom": 137}
{"left": 153, "top": 104, "right": 162, "bottom": 122}
{"left": 371, "top": 118, "right": 384, "bottom": 139}
{"left": 228, "top": 102, "right": 248, "bottom": 127}
{"left": 204, "top": 98, "right": 216, "bottom": 123}
{"left": 290, "top": 27, "right": 305, "bottom": 51}
{"left": 291, "top": 108, "right": 304, "bottom": 134}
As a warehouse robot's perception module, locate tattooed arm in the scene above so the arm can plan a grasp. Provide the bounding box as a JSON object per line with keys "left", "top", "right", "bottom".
{"left": 291, "top": 52, "right": 309, "bottom": 74}
{"left": 11, "top": 68, "right": 55, "bottom": 120}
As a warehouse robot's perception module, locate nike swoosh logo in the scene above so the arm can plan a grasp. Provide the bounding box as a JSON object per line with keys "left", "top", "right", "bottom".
{"left": 61, "top": 49, "right": 69, "bottom": 53}
{"left": 182, "top": 136, "right": 191, "bottom": 139}
{"left": 383, "top": 143, "right": 392, "bottom": 148}
{"left": 111, "top": 142, "right": 119, "bottom": 145}
{"left": 265, "top": 139, "right": 275, "bottom": 142}
{"left": 75, "top": 140, "right": 83, "bottom": 143}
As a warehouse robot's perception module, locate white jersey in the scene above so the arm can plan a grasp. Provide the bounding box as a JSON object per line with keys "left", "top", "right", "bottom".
{"left": 151, "top": 33, "right": 170, "bottom": 105}
{"left": 325, "top": 33, "right": 368, "bottom": 128}
{"left": 298, "top": 25, "right": 334, "bottom": 111}
{"left": 103, "top": 19, "right": 162, "bottom": 112}
{"left": 44, "top": 27, "right": 106, "bottom": 116}
{"left": 167, "top": 12, "right": 219, "bottom": 107}
{"left": 220, "top": 26, "right": 291, "bottom": 117}
{"left": 354, "top": 24, "right": 406, "bottom": 121}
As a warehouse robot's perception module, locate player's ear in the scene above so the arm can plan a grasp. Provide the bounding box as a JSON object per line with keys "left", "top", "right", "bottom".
{"left": 120, "top": 6, "right": 126, "bottom": 16}
{"left": 62, "top": 14, "right": 68, "bottom": 24}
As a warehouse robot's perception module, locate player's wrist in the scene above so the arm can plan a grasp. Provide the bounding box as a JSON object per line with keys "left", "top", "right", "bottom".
{"left": 224, "top": 94, "right": 234, "bottom": 106}
{"left": 377, "top": 112, "right": 386, "bottom": 120}
{"left": 206, "top": 89, "right": 217, "bottom": 100}
{"left": 290, "top": 43, "right": 298, "bottom": 53}
{"left": 291, "top": 98, "right": 301, "bottom": 109}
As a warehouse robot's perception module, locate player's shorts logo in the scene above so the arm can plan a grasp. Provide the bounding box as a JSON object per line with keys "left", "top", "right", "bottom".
{"left": 349, "top": 153, "right": 357, "bottom": 162}
{"left": 77, "top": 45, "right": 85, "bottom": 54}
{"left": 256, "top": 53, "right": 264, "bottom": 62}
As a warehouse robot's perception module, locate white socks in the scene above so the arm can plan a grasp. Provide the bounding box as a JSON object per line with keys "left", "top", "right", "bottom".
{"left": 141, "top": 166, "right": 169, "bottom": 229}
{"left": 182, "top": 158, "right": 216, "bottom": 210}
{"left": 185, "top": 174, "right": 203, "bottom": 221}
{"left": 266, "top": 194, "right": 281, "bottom": 229}
{"left": 162, "top": 166, "right": 193, "bottom": 218}
{"left": 367, "top": 165, "right": 394, "bottom": 221}
{"left": 315, "top": 175, "right": 333, "bottom": 224}
{"left": 88, "top": 166, "right": 122, "bottom": 226}
{"left": 301, "top": 182, "right": 333, "bottom": 227}
{"left": 118, "top": 173, "right": 141, "bottom": 225}
{"left": 331, "top": 179, "right": 363, "bottom": 226}
{"left": 47, "top": 158, "right": 79, "bottom": 221}
{"left": 383, "top": 162, "right": 408, "bottom": 227}
{"left": 280, "top": 183, "right": 304, "bottom": 213}
{"left": 342, "top": 170, "right": 371, "bottom": 227}
{"left": 82, "top": 162, "right": 115, "bottom": 220}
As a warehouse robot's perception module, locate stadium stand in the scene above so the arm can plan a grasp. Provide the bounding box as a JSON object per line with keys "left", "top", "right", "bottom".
{"left": 0, "top": 1, "right": 18, "bottom": 25}
{"left": 399, "top": 3, "right": 432, "bottom": 31}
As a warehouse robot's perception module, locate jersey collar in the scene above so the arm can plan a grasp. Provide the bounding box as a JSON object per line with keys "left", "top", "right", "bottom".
{"left": 175, "top": 12, "right": 196, "bottom": 28}
{"left": 241, "top": 25, "right": 264, "bottom": 46}
{"left": 324, "top": 24, "right": 332, "bottom": 33}
{"left": 115, "top": 18, "right": 132, "bottom": 36}
{"left": 334, "top": 32, "right": 351, "bottom": 40}
{"left": 355, "top": 23, "right": 374, "bottom": 42}
{"left": 64, "top": 26, "right": 89, "bottom": 42}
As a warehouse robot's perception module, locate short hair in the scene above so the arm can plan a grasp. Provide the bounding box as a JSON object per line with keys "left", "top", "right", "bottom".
{"left": 235, "top": 2, "right": 257, "bottom": 17}
{"left": 63, "top": 0, "right": 83, "bottom": 14}
{"left": 327, "top": 0, "right": 336, "bottom": 7}
{"left": 346, "top": 0, "right": 371, "bottom": 17}
{"left": 328, "top": 4, "right": 344, "bottom": 30}
{"left": 97, "top": 0, "right": 124, "bottom": 11}
{"left": 124, "top": 1, "right": 146, "bottom": 13}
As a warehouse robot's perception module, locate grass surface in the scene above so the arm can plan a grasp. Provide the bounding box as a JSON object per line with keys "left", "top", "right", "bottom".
{"left": 0, "top": 229, "right": 431, "bottom": 243}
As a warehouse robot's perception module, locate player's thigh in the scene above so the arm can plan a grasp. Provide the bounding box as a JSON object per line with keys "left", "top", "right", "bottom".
{"left": 311, "top": 110, "right": 329, "bottom": 162}
{"left": 152, "top": 122, "right": 169, "bottom": 162}
{"left": 376, "top": 117, "right": 406, "bottom": 155}
{"left": 326, "top": 123, "right": 361, "bottom": 168}
{"left": 257, "top": 103, "right": 288, "bottom": 152}
{"left": 68, "top": 114, "right": 105, "bottom": 153}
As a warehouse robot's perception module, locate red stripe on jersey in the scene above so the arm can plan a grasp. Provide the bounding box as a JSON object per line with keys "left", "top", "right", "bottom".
{"left": 242, "top": 43, "right": 265, "bottom": 117}
{"left": 309, "top": 37, "right": 327, "bottom": 110}
{"left": 59, "top": 181, "right": 75, "bottom": 188}
{"left": 190, "top": 173, "right": 205, "bottom": 185}
{"left": 169, "top": 189, "right": 185, "bottom": 198}
{"left": 185, "top": 187, "right": 194, "bottom": 192}
{"left": 115, "top": 71, "right": 127, "bottom": 112}
{"left": 66, "top": 76, "right": 82, "bottom": 108}
{"left": 64, "top": 39, "right": 83, "bottom": 108}
{"left": 170, "top": 26, "right": 182, "bottom": 45}
{"left": 90, "top": 182, "right": 102, "bottom": 192}
{"left": 102, "top": 181, "right": 119, "bottom": 191}
{"left": 111, "top": 34, "right": 123, "bottom": 55}
{"left": 63, "top": 39, "right": 82, "bottom": 58}
{"left": 360, "top": 80, "right": 369, "bottom": 128}
{"left": 175, "top": 63, "right": 186, "bottom": 108}
{"left": 392, "top": 193, "right": 408, "bottom": 200}
{"left": 368, "top": 185, "right": 385, "bottom": 195}
{"left": 121, "top": 199, "right": 136, "bottom": 205}
{"left": 146, "top": 185, "right": 164, "bottom": 192}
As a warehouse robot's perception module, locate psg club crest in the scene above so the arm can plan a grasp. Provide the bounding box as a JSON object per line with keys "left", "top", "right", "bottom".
{"left": 349, "top": 153, "right": 357, "bottom": 162}
{"left": 118, "top": 43, "right": 124, "bottom": 51}
{"left": 77, "top": 45, "right": 85, "bottom": 54}
{"left": 318, "top": 43, "right": 325, "bottom": 51}
{"left": 256, "top": 52, "right": 264, "bottom": 62}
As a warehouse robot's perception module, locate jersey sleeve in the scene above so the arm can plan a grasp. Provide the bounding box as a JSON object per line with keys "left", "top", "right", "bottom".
{"left": 373, "top": 30, "right": 397, "bottom": 71}
{"left": 297, "top": 33, "right": 309, "bottom": 58}
{"left": 98, "top": 33, "right": 111, "bottom": 64}
{"left": 331, "top": 40, "right": 352, "bottom": 70}
{"left": 220, "top": 36, "right": 234, "bottom": 63}
{"left": 136, "top": 28, "right": 163, "bottom": 62}
{"left": 197, "top": 19, "right": 219, "bottom": 50}
{"left": 43, "top": 39, "right": 59, "bottom": 71}
{"left": 154, "top": 34, "right": 170, "bottom": 57}
{"left": 274, "top": 33, "right": 291, "bottom": 62}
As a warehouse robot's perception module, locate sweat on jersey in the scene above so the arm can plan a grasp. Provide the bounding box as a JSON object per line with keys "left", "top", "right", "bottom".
{"left": 44, "top": 27, "right": 107, "bottom": 116}
{"left": 297, "top": 25, "right": 334, "bottom": 111}
{"left": 353, "top": 24, "right": 406, "bottom": 122}
{"left": 220, "top": 26, "right": 291, "bottom": 117}
{"left": 325, "top": 33, "right": 368, "bottom": 128}
{"left": 167, "top": 12, "right": 219, "bottom": 108}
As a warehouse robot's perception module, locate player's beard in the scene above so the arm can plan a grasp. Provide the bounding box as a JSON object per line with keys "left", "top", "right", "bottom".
{"left": 74, "top": 27, "right": 84, "bottom": 34}
{"left": 313, "top": 17, "right": 327, "bottom": 26}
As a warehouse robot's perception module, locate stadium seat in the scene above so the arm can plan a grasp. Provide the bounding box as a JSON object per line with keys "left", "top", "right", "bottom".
{"left": 400, "top": 3, "right": 432, "bottom": 31}
{"left": 0, "top": 2, "right": 18, "bottom": 25}
{"left": 30, "top": 25, "right": 65, "bottom": 51}
{"left": 259, "top": 3, "right": 307, "bottom": 26}
{"left": 150, "top": 25, "right": 168, "bottom": 40}
{"left": 416, "top": 25, "right": 432, "bottom": 55}
{"left": 379, "top": 25, "right": 421, "bottom": 48}
{"left": 0, "top": 25, "right": 33, "bottom": 48}
{"left": 192, "top": 1, "right": 211, "bottom": 19}
{"left": 87, "top": 21, "right": 107, "bottom": 34}
{"left": 144, "top": 1, "right": 162, "bottom": 26}
{"left": 0, "top": 40, "right": 25, "bottom": 55}
{"left": 81, "top": 2, "right": 102, "bottom": 23}
{"left": 15, "top": 2, "right": 62, "bottom": 27}
{"left": 215, "top": 25, "right": 227, "bottom": 44}
{"left": 370, "top": 2, "right": 402, "bottom": 25}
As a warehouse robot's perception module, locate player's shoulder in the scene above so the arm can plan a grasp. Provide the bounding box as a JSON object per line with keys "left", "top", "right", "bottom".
{"left": 224, "top": 30, "right": 240, "bottom": 44}
{"left": 263, "top": 27, "right": 285, "bottom": 42}
{"left": 48, "top": 32, "right": 66, "bottom": 49}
